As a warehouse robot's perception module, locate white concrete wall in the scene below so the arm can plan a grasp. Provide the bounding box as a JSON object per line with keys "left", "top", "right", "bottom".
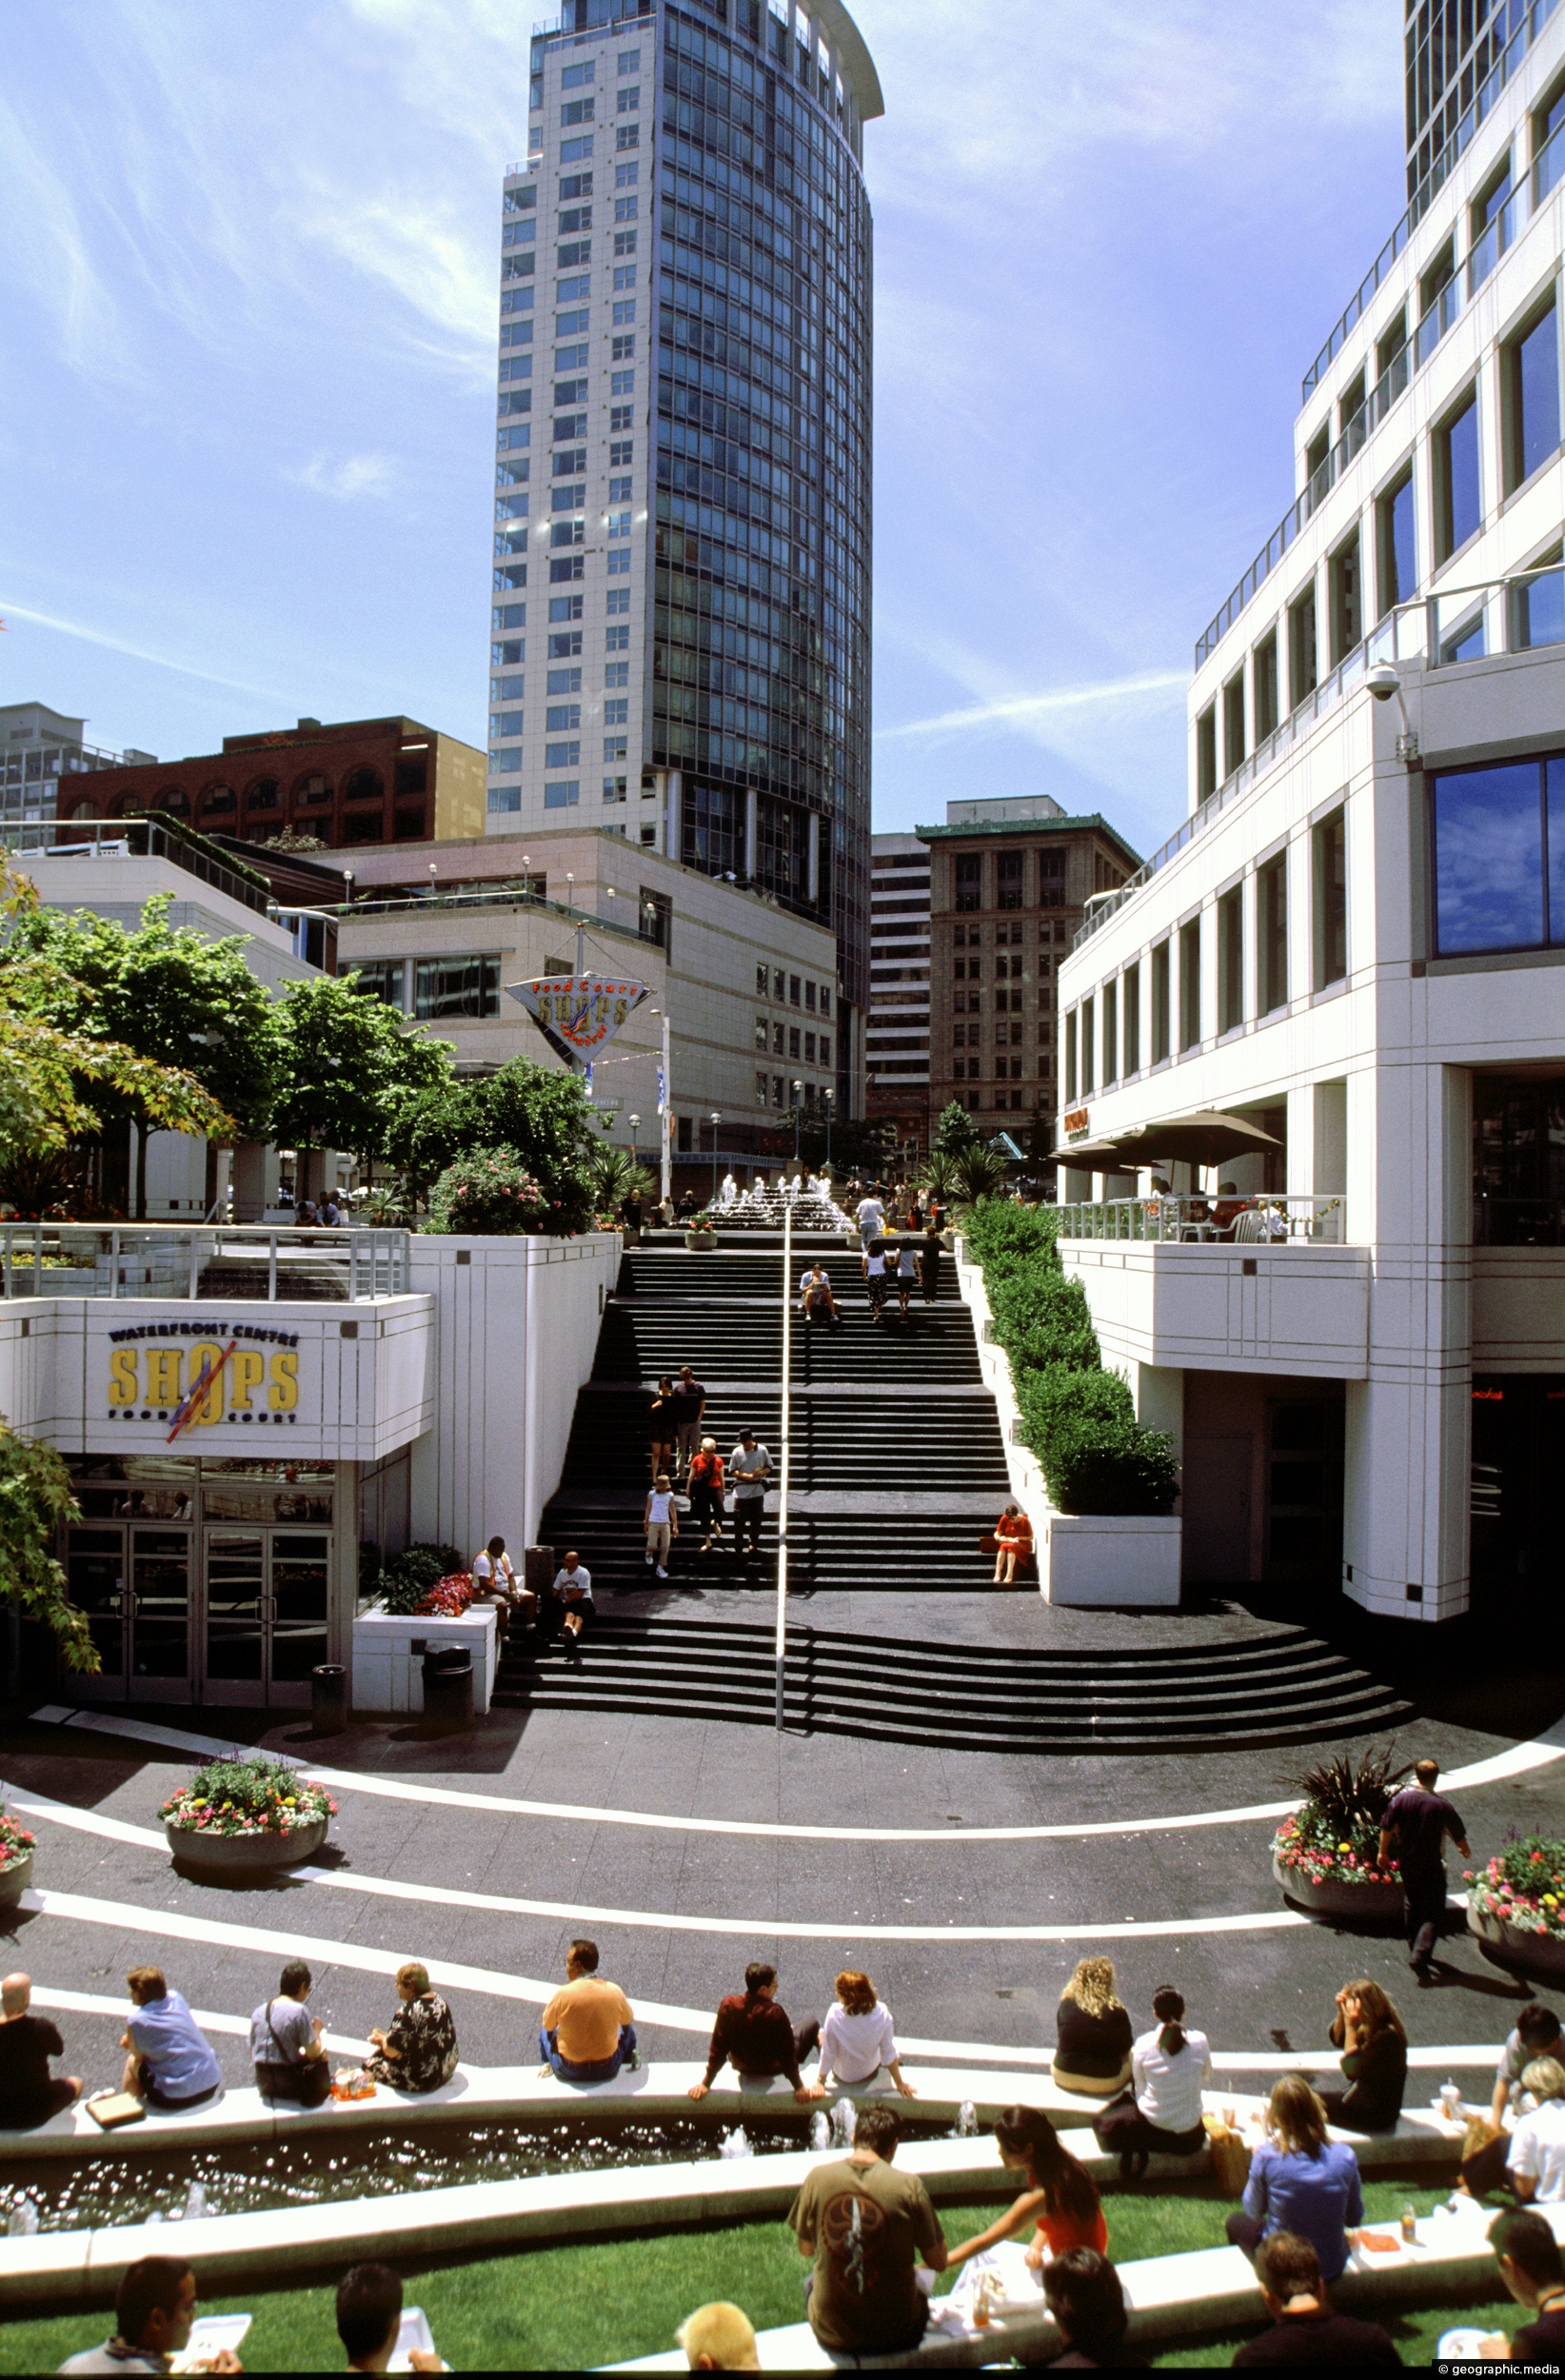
{"left": 1061, "top": 1241, "right": 1372, "bottom": 1379}
{"left": 1472, "top": 1249, "right": 1565, "bottom": 1364}
{"left": 406, "top": 1230, "right": 620, "bottom": 1558}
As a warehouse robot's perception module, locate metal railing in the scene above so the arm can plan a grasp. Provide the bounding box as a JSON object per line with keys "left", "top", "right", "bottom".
{"left": 0, "top": 1224, "right": 410, "bottom": 1302}
{"left": 1302, "top": 0, "right": 1558, "bottom": 401}
{"left": 1079, "top": 564, "right": 1565, "bottom": 955}
{"left": 1055, "top": 1194, "right": 1347, "bottom": 1245}
{"left": 5, "top": 819, "right": 271, "bottom": 920}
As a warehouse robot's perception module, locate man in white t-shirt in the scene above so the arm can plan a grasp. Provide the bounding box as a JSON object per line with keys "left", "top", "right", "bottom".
{"left": 472, "top": 1536, "right": 531, "bottom": 1637}
{"left": 855, "top": 1193, "right": 884, "bottom": 1247}
{"left": 548, "top": 1551, "right": 594, "bottom": 1667}
{"left": 1508, "top": 2063, "right": 1565, "bottom": 2203}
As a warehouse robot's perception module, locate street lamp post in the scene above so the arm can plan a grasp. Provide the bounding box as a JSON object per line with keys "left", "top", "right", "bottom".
{"left": 791, "top": 1081, "right": 803, "bottom": 1161}
{"left": 628, "top": 1112, "right": 641, "bottom": 1171}
{"left": 650, "top": 1005, "right": 672, "bottom": 1210}
{"left": 822, "top": 1085, "right": 834, "bottom": 1170}
{"left": 708, "top": 1111, "right": 722, "bottom": 1207}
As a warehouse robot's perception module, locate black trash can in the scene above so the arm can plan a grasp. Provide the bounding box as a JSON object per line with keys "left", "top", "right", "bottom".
{"left": 311, "top": 1663, "right": 347, "bottom": 1736}
{"left": 421, "top": 1645, "right": 474, "bottom": 1734}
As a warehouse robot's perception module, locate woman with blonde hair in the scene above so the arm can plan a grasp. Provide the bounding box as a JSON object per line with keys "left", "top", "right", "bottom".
{"left": 1225, "top": 2073, "right": 1363, "bottom": 2278}
{"left": 1053, "top": 1957, "right": 1134, "bottom": 2097}
{"left": 1322, "top": 1977, "right": 1407, "bottom": 2133}
{"left": 816, "top": 1970, "right": 917, "bottom": 2098}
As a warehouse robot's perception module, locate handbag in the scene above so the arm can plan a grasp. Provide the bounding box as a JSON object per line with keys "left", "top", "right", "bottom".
{"left": 1203, "top": 2112, "right": 1252, "bottom": 2197}
{"left": 267, "top": 2000, "right": 331, "bottom": 2108}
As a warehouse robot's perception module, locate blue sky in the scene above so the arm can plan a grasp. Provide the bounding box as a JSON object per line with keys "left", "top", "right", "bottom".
{"left": 0, "top": 1, "right": 1403, "bottom": 867}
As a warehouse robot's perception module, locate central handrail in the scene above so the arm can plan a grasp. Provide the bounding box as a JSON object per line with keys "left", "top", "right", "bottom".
{"left": 775, "top": 1200, "right": 792, "bottom": 1732}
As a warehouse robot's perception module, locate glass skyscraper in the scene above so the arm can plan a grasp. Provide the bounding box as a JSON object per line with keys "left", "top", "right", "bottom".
{"left": 487, "top": 0, "right": 880, "bottom": 1094}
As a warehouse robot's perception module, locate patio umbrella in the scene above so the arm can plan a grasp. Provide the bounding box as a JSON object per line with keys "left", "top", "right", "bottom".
{"left": 1106, "top": 1111, "right": 1282, "bottom": 1169}
{"left": 1042, "top": 1139, "right": 1133, "bottom": 1167}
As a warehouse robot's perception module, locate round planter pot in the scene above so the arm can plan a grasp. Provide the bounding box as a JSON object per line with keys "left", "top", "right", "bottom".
{"left": 684, "top": 1230, "right": 717, "bottom": 1250}
{"left": 166, "top": 1816, "right": 328, "bottom": 1876}
{"left": 1272, "top": 1854, "right": 1403, "bottom": 1924}
{"left": 1468, "top": 1906, "right": 1565, "bottom": 1978}
{"left": 0, "top": 1850, "right": 32, "bottom": 1906}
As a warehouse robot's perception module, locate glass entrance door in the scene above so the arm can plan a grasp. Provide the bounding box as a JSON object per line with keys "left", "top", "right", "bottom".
{"left": 204, "top": 1529, "right": 331, "bottom": 1706}
{"left": 67, "top": 1533, "right": 127, "bottom": 1684}
{"left": 129, "top": 1532, "right": 191, "bottom": 1698}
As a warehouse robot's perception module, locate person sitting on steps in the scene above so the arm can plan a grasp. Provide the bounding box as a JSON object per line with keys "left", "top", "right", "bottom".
{"left": 687, "top": 1962, "right": 823, "bottom": 2103}
{"left": 1093, "top": 1984, "right": 1211, "bottom": 2178}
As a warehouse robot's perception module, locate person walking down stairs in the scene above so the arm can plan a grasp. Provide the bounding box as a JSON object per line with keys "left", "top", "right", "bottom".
{"left": 644, "top": 1474, "right": 679, "bottom": 1578}
{"left": 728, "top": 1429, "right": 771, "bottom": 1563}
{"left": 687, "top": 1438, "right": 725, "bottom": 1555}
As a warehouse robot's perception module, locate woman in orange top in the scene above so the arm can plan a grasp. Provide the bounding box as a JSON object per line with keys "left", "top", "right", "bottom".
{"left": 944, "top": 2107, "right": 1107, "bottom": 2274}
{"left": 993, "top": 1500, "right": 1034, "bottom": 1585}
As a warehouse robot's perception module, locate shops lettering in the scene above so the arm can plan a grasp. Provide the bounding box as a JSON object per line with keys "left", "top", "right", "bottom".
{"left": 107, "top": 1343, "right": 299, "bottom": 1423}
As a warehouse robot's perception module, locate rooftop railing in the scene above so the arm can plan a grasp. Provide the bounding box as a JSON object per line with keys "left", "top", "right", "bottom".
{"left": 1079, "top": 563, "right": 1565, "bottom": 953}
{"left": 1055, "top": 1193, "right": 1347, "bottom": 1245}
{"left": 4, "top": 819, "right": 271, "bottom": 920}
{"left": 1301, "top": 0, "right": 1557, "bottom": 403}
{"left": 0, "top": 1224, "right": 411, "bottom": 1302}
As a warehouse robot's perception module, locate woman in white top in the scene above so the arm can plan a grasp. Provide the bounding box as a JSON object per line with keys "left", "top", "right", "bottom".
{"left": 816, "top": 1969, "right": 918, "bottom": 2098}
{"left": 1093, "top": 1985, "right": 1211, "bottom": 2178}
{"left": 644, "top": 1474, "right": 679, "bottom": 1578}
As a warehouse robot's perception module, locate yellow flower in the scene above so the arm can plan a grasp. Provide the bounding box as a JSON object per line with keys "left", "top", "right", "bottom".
{"left": 1337, "top": 1843, "right": 1353, "bottom": 1855}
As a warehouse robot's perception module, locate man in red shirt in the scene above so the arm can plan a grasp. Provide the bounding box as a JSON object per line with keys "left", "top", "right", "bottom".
{"left": 687, "top": 1963, "right": 824, "bottom": 2103}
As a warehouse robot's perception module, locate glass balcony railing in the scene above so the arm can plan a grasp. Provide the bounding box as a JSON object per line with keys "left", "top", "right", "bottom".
{"left": 1055, "top": 1193, "right": 1348, "bottom": 1244}
{"left": 0, "top": 1224, "right": 411, "bottom": 1302}
{"left": 1080, "top": 565, "right": 1565, "bottom": 954}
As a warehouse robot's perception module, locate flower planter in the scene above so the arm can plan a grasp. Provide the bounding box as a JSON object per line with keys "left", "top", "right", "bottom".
{"left": 0, "top": 1851, "right": 32, "bottom": 1906}
{"left": 1468, "top": 1906, "right": 1565, "bottom": 1979}
{"left": 684, "top": 1229, "right": 718, "bottom": 1250}
{"left": 1272, "top": 1854, "right": 1403, "bottom": 1925}
{"left": 166, "top": 1816, "right": 328, "bottom": 1877}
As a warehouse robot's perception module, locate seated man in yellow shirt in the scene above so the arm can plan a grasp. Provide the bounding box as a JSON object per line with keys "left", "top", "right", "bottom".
{"left": 538, "top": 1937, "right": 638, "bottom": 2083}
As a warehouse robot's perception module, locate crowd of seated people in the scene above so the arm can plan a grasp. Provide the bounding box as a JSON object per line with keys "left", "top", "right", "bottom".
{"left": 24, "top": 1931, "right": 1565, "bottom": 2370}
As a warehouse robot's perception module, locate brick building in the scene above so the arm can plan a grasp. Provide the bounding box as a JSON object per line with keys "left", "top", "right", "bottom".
{"left": 919, "top": 804, "right": 1140, "bottom": 1138}
{"left": 64, "top": 716, "right": 485, "bottom": 850}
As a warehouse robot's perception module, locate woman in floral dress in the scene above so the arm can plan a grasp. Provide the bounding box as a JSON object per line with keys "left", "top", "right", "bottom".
{"left": 363, "top": 1961, "right": 459, "bottom": 2093}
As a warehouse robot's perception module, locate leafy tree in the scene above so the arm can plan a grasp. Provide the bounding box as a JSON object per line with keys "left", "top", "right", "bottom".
{"left": 0, "top": 874, "right": 235, "bottom": 1213}
{"left": 389, "top": 1057, "right": 597, "bottom": 1232}
{"left": 271, "top": 976, "right": 452, "bottom": 1181}
{"left": 423, "top": 1149, "right": 546, "bottom": 1236}
{"left": 0, "top": 1422, "right": 97, "bottom": 1674}
{"left": 933, "top": 1100, "right": 981, "bottom": 1157}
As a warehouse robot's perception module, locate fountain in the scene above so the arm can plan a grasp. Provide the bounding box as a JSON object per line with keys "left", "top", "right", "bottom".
{"left": 718, "top": 2125, "right": 753, "bottom": 2160}
{"left": 955, "top": 2099, "right": 978, "bottom": 2138}
{"left": 830, "top": 2096, "right": 856, "bottom": 2148}
{"left": 809, "top": 2111, "right": 831, "bottom": 2152}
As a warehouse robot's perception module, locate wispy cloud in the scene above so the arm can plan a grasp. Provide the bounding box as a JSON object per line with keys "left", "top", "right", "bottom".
{"left": 0, "top": 599, "right": 286, "bottom": 704}
{"left": 287, "top": 451, "right": 401, "bottom": 502}
{"left": 877, "top": 671, "right": 1189, "bottom": 742}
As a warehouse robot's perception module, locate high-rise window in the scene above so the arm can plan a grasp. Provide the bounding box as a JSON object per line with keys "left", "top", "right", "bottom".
{"left": 1196, "top": 704, "right": 1218, "bottom": 802}
{"left": 1080, "top": 996, "right": 1096, "bottom": 1094}
{"left": 1064, "top": 1009, "right": 1078, "bottom": 1103}
{"left": 1222, "top": 673, "right": 1245, "bottom": 780}
{"left": 1377, "top": 471, "right": 1416, "bottom": 614}
{"left": 1436, "top": 391, "right": 1481, "bottom": 563}
{"left": 997, "top": 851, "right": 1023, "bottom": 909}
{"left": 1258, "top": 853, "right": 1288, "bottom": 1015}
{"left": 1179, "top": 917, "right": 1201, "bottom": 1052}
{"left": 1253, "top": 633, "right": 1278, "bottom": 742}
{"left": 1151, "top": 941, "right": 1171, "bottom": 1064}
{"left": 1506, "top": 304, "right": 1561, "bottom": 493}
{"left": 1433, "top": 756, "right": 1565, "bottom": 953}
{"left": 1328, "top": 528, "right": 1361, "bottom": 666}
{"left": 1218, "top": 886, "right": 1244, "bottom": 1034}
{"left": 955, "top": 855, "right": 981, "bottom": 912}
{"left": 1101, "top": 979, "right": 1118, "bottom": 1086}
{"left": 1288, "top": 583, "right": 1317, "bottom": 708}
{"left": 1313, "top": 811, "right": 1347, "bottom": 988}
{"left": 1121, "top": 962, "right": 1140, "bottom": 1077}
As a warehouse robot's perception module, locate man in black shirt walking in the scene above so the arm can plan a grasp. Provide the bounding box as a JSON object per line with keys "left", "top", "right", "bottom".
{"left": 1378, "top": 1755, "right": 1470, "bottom": 1983}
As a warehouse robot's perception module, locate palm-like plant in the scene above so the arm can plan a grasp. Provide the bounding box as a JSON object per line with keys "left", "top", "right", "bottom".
{"left": 1289, "top": 1743, "right": 1410, "bottom": 1837}
{"left": 919, "top": 1150, "right": 960, "bottom": 1205}
{"left": 947, "top": 1143, "right": 1009, "bottom": 1210}
{"left": 587, "top": 1143, "right": 657, "bottom": 1213}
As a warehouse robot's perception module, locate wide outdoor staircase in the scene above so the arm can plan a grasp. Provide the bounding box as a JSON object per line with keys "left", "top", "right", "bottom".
{"left": 495, "top": 1232, "right": 1417, "bottom": 1753}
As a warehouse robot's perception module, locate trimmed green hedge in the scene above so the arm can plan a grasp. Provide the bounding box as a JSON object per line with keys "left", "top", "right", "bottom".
{"left": 962, "top": 1200, "right": 1179, "bottom": 1517}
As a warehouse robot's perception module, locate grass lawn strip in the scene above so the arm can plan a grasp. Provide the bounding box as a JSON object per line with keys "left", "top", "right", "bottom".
{"left": 0, "top": 2180, "right": 1520, "bottom": 2371}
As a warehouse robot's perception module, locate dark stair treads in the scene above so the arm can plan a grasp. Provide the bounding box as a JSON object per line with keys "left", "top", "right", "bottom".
{"left": 534, "top": 1508, "right": 1001, "bottom": 1595}
{"left": 619, "top": 1251, "right": 961, "bottom": 1301}
{"left": 556, "top": 1390, "right": 1010, "bottom": 1494}
{"left": 494, "top": 1615, "right": 1418, "bottom": 1754}
{"left": 592, "top": 1305, "right": 983, "bottom": 1385}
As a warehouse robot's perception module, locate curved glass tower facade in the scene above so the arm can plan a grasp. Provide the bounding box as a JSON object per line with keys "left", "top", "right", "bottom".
{"left": 489, "top": 0, "right": 880, "bottom": 1103}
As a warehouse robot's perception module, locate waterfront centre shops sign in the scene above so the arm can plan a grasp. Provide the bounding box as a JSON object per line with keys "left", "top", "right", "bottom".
{"left": 103, "top": 1319, "right": 303, "bottom": 1435}
{"left": 506, "top": 975, "right": 649, "bottom": 1070}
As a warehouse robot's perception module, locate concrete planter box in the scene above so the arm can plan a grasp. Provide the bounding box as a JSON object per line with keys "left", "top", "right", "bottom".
{"left": 683, "top": 1229, "right": 718, "bottom": 1250}
{"left": 1468, "top": 1907, "right": 1565, "bottom": 1978}
{"left": 166, "top": 1817, "right": 328, "bottom": 1876}
{"left": 350, "top": 1605, "right": 496, "bottom": 1716}
{"left": 1043, "top": 1511, "right": 1183, "bottom": 1607}
{"left": 1273, "top": 1855, "right": 1403, "bottom": 1924}
{"left": 0, "top": 1850, "right": 33, "bottom": 1906}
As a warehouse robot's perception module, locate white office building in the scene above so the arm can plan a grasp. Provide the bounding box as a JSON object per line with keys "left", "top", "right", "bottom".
{"left": 1056, "top": 1, "right": 1565, "bottom": 1624}
{"left": 865, "top": 831, "right": 929, "bottom": 1152}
